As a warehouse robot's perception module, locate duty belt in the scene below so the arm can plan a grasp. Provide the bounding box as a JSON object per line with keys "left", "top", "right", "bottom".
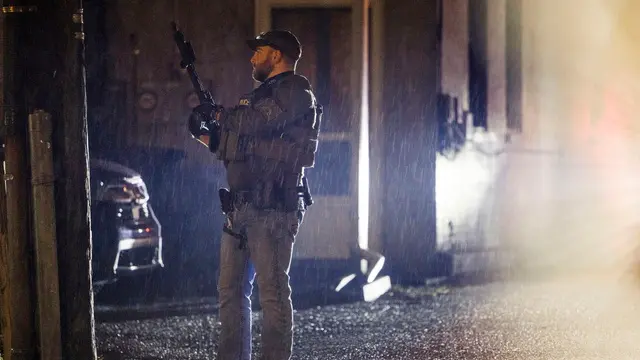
{"left": 228, "top": 184, "right": 311, "bottom": 209}
{"left": 218, "top": 177, "right": 313, "bottom": 250}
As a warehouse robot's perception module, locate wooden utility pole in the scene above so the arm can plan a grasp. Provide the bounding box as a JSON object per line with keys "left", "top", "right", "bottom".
{"left": 47, "top": 1, "right": 97, "bottom": 359}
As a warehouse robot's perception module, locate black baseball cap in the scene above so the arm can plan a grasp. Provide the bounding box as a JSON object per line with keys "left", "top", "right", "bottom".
{"left": 247, "top": 30, "right": 302, "bottom": 61}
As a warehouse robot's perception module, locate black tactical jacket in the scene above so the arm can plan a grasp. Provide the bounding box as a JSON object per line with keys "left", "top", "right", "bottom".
{"left": 215, "top": 71, "right": 320, "bottom": 191}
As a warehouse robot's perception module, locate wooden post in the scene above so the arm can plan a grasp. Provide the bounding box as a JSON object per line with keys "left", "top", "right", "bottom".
{"left": 28, "top": 110, "right": 62, "bottom": 360}
{"left": 0, "top": 2, "right": 38, "bottom": 359}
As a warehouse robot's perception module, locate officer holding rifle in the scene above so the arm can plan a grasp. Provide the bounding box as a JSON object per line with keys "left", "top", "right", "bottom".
{"left": 174, "top": 24, "right": 321, "bottom": 360}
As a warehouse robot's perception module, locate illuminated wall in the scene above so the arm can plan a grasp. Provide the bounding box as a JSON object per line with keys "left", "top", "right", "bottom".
{"left": 440, "top": 0, "right": 640, "bottom": 278}
{"left": 501, "top": 0, "right": 640, "bottom": 277}
{"left": 435, "top": 0, "right": 508, "bottom": 265}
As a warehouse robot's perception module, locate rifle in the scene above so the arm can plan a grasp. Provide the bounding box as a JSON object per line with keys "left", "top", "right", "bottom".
{"left": 171, "top": 21, "right": 215, "bottom": 107}
{"left": 171, "top": 21, "right": 220, "bottom": 146}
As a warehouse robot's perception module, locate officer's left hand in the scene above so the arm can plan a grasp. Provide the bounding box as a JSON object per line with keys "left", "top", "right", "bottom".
{"left": 188, "top": 103, "right": 223, "bottom": 138}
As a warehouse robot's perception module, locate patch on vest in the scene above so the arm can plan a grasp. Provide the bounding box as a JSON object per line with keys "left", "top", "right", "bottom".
{"left": 253, "top": 97, "right": 283, "bottom": 122}
{"left": 238, "top": 97, "right": 251, "bottom": 106}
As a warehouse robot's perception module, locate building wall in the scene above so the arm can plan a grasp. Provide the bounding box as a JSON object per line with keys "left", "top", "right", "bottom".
{"left": 486, "top": 0, "right": 507, "bottom": 133}
{"left": 500, "top": 0, "right": 640, "bottom": 277}
{"left": 438, "top": 0, "right": 640, "bottom": 278}
{"left": 434, "top": 0, "right": 508, "bottom": 274}
{"left": 381, "top": 0, "right": 439, "bottom": 282}
{"left": 440, "top": 0, "right": 468, "bottom": 108}
{"left": 106, "top": 0, "right": 254, "bottom": 101}
{"left": 103, "top": 0, "right": 254, "bottom": 163}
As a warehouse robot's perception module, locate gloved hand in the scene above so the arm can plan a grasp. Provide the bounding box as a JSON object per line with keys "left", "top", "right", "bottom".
{"left": 188, "top": 103, "right": 223, "bottom": 138}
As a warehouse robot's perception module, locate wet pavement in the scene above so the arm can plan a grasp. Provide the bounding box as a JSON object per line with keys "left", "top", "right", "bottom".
{"left": 96, "top": 274, "right": 640, "bottom": 360}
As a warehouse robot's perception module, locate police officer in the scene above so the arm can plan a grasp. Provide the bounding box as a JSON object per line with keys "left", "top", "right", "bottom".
{"left": 188, "top": 30, "right": 320, "bottom": 360}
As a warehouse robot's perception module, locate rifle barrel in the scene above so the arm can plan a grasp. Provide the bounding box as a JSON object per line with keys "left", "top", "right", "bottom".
{"left": 171, "top": 21, "right": 214, "bottom": 106}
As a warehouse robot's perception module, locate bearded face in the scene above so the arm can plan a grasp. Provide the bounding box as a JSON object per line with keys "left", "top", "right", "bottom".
{"left": 251, "top": 46, "right": 275, "bottom": 83}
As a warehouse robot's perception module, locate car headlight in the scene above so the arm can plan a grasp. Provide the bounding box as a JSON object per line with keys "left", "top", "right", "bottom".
{"left": 124, "top": 176, "right": 150, "bottom": 202}
{"left": 98, "top": 176, "right": 150, "bottom": 204}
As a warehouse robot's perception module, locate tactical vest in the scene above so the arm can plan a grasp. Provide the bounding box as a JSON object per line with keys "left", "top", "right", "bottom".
{"left": 215, "top": 73, "right": 322, "bottom": 174}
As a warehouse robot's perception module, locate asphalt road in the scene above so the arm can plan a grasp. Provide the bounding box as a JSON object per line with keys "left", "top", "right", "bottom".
{"left": 97, "top": 274, "right": 640, "bottom": 360}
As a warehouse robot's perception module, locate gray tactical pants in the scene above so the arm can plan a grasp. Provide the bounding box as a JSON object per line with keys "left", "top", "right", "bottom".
{"left": 217, "top": 202, "right": 302, "bottom": 360}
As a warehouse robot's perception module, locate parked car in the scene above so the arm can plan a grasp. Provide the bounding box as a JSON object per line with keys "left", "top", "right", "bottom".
{"left": 90, "top": 159, "right": 164, "bottom": 289}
